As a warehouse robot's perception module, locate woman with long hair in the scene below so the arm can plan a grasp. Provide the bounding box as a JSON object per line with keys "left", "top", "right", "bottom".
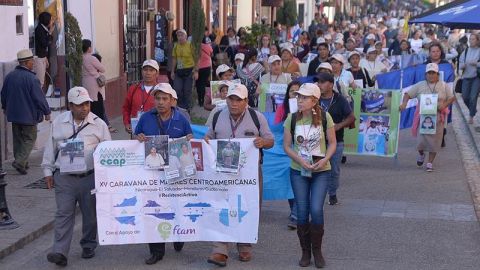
{"left": 235, "top": 48, "right": 265, "bottom": 107}
{"left": 283, "top": 83, "right": 336, "bottom": 268}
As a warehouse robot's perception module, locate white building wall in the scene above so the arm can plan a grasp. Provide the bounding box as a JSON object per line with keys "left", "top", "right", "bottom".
{"left": 67, "top": 0, "right": 93, "bottom": 41}
{"left": 0, "top": 3, "right": 30, "bottom": 62}
{"left": 236, "top": 0, "right": 253, "bottom": 29}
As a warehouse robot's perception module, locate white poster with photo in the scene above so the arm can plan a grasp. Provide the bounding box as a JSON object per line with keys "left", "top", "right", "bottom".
{"left": 59, "top": 138, "right": 86, "bottom": 173}
{"left": 165, "top": 137, "right": 197, "bottom": 183}
{"left": 144, "top": 136, "right": 169, "bottom": 170}
{"left": 93, "top": 138, "right": 259, "bottom": 245}
{"left": 419, "top": 94, "right": 438, "bottom": 115}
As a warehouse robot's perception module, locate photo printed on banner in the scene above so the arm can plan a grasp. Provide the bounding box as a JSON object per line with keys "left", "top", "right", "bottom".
{"left": 144, "top": 135, "right": 169, "bottom": 170}
{"left": 216, "top": 140, "right": 241, "bottom": 174}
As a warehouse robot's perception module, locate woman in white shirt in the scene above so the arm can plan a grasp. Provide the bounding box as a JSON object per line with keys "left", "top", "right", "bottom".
{"left": 409, "top": 30, "right": 423, "bottom": 54}
{"left": 360, "top": 47, "right": 387, "bottom": 85}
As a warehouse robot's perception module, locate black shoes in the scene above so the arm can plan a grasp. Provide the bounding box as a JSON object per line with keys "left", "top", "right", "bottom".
{"left": 341, "top": 156, "right": 347, "bottom": 164}
{"left": 173, "top": 242, "right": 184, "bottom": 252}
{"left": 81, "top": 248, "right": 95, "bottom": 259}
{"left": 47, "top": 252, "right": 68, "bottom": 267}
{"left": 12, "top": 161, "right": 27, "bottom": 175}
{"left": 145, "top": 253, "right": 164, "bottom": 265}
{"left": 328, "top": 195, "right": 338, "bottom": 205}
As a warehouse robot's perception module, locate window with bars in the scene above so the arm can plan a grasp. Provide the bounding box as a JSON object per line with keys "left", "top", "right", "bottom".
{"left": 125, "top": 0, "right": 147, "bottom": 86}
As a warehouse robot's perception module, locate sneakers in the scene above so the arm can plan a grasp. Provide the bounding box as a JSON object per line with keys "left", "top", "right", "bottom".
{"left": 416, "top": 153, "right": 425, "bottom": 167}
{"left": 426, "top": 163, "right": 433, "bottom": 172}
{"left": 328, "top": 195, "right": 338, "bottom": 205}
{"left": 287, "top": 219, "right": 297, "bottom": 230}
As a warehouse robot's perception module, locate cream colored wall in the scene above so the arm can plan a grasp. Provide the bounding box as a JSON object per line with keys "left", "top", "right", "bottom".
{"left": 93, "top": 0, "right": 120, "bottom": 79}
{"left": 236, "top": 0, "right": 253, "bottom": 29}
{"left": 0, "top": 4, "right": 29, "bottom": 62}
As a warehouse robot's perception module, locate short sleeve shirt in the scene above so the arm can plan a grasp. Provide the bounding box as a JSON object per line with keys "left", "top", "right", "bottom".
{"left": 283, "top": 113, "right": 334, "bottom": 172}
{"left": 407, "top": 80, "right": 454, "bottom": 103}
{"left": 173, "top": 42, "right": 195, "bottom": 69}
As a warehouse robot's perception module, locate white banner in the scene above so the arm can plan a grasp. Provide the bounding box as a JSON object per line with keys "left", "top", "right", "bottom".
{"left": 93, "top": 139, "right": 259, "bottom": 245}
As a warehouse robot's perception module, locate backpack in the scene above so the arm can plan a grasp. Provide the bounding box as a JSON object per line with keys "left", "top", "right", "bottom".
{"left": 290, "top": 111, "right": 328, "bottom": 144}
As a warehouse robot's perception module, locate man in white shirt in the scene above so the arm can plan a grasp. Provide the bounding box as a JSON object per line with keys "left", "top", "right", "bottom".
{"left": 43, "top": 87, "right": 111, "bottom": 266}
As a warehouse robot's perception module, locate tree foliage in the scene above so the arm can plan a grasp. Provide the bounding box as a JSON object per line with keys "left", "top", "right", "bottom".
{"left": 190, "top": 0, "right": 206, "bottom": 65}
{"left": 244, "top": 23, "right": 277, "bottom": 48}
{"left": 65, "top": 12, "right": 83, "bottom": 87}
{"left": 276, "top": 0, "right": 298, "bottom": 27}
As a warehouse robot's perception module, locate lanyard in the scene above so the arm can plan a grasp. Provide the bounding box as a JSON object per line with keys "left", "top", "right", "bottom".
{"left": 282, "top": 60, "right": 291, "bottom": 72}
{"left": 320, "top": 96, "right": 334, "bottom": 112}
{"left": 229, "top": 111, "right": 246, "bottom": 138}
{"left": 427, "top": 82, "right": 438, "bottom": 94}
{"left": 156, "top": 109, "right": 174, "bottom": 135}
{"left": 140, "top": 83, "right": 152, "bottom": 111}
{"left": 300, "top": 118, "right": 313, "bottom": 151}
{"left": 270, "top": 74, "right": 280, "bottom": 83}
{"left": 71, "top": 117, "right": 85, "bottom": 137}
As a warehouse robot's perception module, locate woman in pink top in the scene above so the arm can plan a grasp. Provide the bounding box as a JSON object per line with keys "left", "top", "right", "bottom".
{"left": 81, "top": 39, "right": 109, "bottom": 123}
{"left": 195, "top": 36, "right": 213, "bottom": 106}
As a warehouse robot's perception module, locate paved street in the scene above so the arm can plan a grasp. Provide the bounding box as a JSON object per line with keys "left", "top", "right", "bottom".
{"left": 1, "top": 113, "right": 480, "bottom": 269}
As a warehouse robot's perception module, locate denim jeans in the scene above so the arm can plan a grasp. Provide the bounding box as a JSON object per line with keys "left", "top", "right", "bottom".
{"left": 290, "top": 169, "right": 330, "bottom": 225}
{"left": 461, "top": 77, "right": 480, "bottom": 117}
{"left": 288, "top": 198, "right": 297, "bottom": 221}
{"left": 327, "top": 142, "right": 344, "bottom": 196}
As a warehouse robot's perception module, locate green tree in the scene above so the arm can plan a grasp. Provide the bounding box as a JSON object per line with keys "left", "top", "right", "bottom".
{"left": 244, "top": 23, "right": 276, "bottom": 48}
{"left": 276, "top": 0, "right": 298, "bottom": 27}
{"left": 65, "top": 12, "right": 83, "bottom": 87}
{"left": 190, "top": 0, "right": 206, "bottom": 65}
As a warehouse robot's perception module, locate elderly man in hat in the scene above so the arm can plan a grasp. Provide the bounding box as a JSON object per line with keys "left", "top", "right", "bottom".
{"left": 1, "top": 49, "right": 51, "bottom": 175}
{"left": 42, "top": 87, "right": 111, "bottom": 266}
{"left": 399, "top": 63, "right": 456, "bottom": 172}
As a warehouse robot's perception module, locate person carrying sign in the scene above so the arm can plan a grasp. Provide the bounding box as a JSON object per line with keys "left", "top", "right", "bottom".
{"left": 205, "top": 84, "right": 274, "bottom": 267}
{"left": 134, "top": 83, "right": 192, "bottom": 265}
{"left": 399, "top": 63, "right": 456, "bottom": 172}
{"left": 317, "top": 73, "right": 354, "bottom": 206}
{"left": 42, "top": 87, "right": 111, "bottom": 267}
{"left": 122, "top": 59, "right": 159, "bottom": 134}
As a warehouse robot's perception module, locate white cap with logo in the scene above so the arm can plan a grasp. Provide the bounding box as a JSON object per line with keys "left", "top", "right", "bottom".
{"left": 142, "top": 59, "right": 159, "bottom": 71}
{"left": 150, "top": 83, "right": 178, "bottom": 99}
{"left": 296, "top": 83, "right": 320, "bottom": 99}
{"left": 426, "top": 63, "right": 439, "bottom": 73}
{"left": 268, "top": 55, "right": 282, "bottom": 64}
{"left": 68, "top": 87, "right": 93, "bottom": 105}
{"left": 216, "top": 64, "right": 234, "bottom": 77}
{"left": 227, "top": 83, "right": 248, "bottom": 99}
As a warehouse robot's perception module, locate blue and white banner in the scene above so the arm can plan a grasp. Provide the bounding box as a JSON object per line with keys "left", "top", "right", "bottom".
{"left": 376, "top": 63, "right": 455, "bottom": 129}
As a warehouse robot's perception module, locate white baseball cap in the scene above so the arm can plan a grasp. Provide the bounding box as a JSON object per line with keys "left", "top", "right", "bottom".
{"left": 330, "top": 54, "right": 345, "bottom": 65}
{"left": 234, "top": 53, "right": 245, "bottom": 61}
{"left": 281, "top": 46, "right": 293, "bottom": 55}
{"left": 215, "top": 64, "right": 234, "bottom": 77}
{"left": 297, "top": 83, "right": 320, "bottom": 99}
{"left": 348, "top": 51, "right": 361, "bottom": 60}
{"left": 366, "top": 34, "right": 376, "bottom": 40}
{"left": 334, "top": 39, "right": 344, "bottom": 45}
{"left": 367, "top": 47, "right": 377, "bottom": 54}
{"left": 68, "top": 86, "right": 93, "bottom": 105}
{"left": 349, "top": 24, "right": 357, "bottom": 29}
{"left": 142, "top": 59, "right": 159, "bottom": 71}
{"left": 268, "top": 55, "right": 282, "bottom": 64}
{"left": 176, "top": 29, "right": 187, "bottom": 36}
{"left": 369, "top": 24, "right": 377, "bottom": 29}
{"left": 316, "top": 37, "right": 326, "bottom": 44}
{"left": 151, "top": 83, "right": 178, "bottom": 99}
{"left": 227, "top": 84, "right": 248, "bottom": 99}
{"left": 324, "top": 34, "right": 332, "bottom": 40}
{"left": 426, "top": 63, "right": 439, "bottom": 73}
{"left": 316, "top": 62, "right": 333, "bottom": 72}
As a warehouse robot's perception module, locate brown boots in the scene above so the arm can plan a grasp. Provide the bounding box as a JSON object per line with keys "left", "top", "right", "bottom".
{"left": 296, "top": 224, "right": 311, "bottom": 267}
{"left": 311, "top": 224, "right": 326, "bottom": 268}
{"left": 297, "top": 223, "right": 326, "bottom": 268}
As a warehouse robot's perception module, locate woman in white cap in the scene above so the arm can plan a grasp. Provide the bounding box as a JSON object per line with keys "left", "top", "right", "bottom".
{"left": 363, "top": 33, "right": 377, "bottom": 54}
{"left": 347, "top": 51, "right": 375, "bottom": 89}
{"left": 399, "top": 63, "right": 456, "bottom": 172}
{"left": 280, "top": 45, "right": 301, "bottom": 77}
{"left": 283, "top": 83, "right": 336, "bottom": 268}
{"left": 330, "top": 54, "right": 356, "bottom": 100}
{"left": 360, "top": 47, "right": 387, "bottom": 85}
{"left": 332, "top": 39, "right": 346, "bottom": 55}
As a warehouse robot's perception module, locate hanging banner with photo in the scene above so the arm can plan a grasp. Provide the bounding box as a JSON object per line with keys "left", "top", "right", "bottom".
{"left": 93, "top": 138, "right": 259, "bottom": 245}
{"left": 258, "top": 83, "right": 289, "bottom": 113}
{"left": 343, "top": 88, "right": 402, "bottom": 157}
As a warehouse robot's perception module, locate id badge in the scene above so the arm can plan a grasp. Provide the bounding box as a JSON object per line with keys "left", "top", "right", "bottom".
{"left": 59, "top": 138, "right": 87, "bottom": 174}
{"left": 299, "top": 151, "right": 313, "bottom": 178}
{"left": 131, "top": 117, "right": 139, "bottom": 133}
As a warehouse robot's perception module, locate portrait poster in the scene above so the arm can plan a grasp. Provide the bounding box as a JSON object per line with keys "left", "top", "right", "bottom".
{"left": 419, "top": 115, "right": 437, "bottom": 135}
{"left": 419, "top": 94, "right": 438, "bottom": 115}
{"left": 164, "top": 137, "right": 197, "bottom": 183}
{"left": 210, "top": 80, "right": 240, "bottom": 105}
{"left": 144, "top": 135, "right": 169, "bottom": 170}
{"left": 216, "top": 140, "right": 241, "bottom": 174}
{"left": 59, "top": 138, "right": 86, "bottom": 173}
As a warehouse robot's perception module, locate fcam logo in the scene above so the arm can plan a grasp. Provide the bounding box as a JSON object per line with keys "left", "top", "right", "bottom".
{"left": 99, "top": 148, "right": 126, "bottom": 166}
{"left": 439, "top": 5, "right": 477, "bottom": 16}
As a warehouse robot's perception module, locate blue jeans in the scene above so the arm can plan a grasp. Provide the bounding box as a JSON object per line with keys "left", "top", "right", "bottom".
{"left": 461, "top": 77, "right": 480, "bottom": 117}
{"left": 290, "top": 169, "right": 329, "bottom": 225}
{"left": 327, "top": 142, "right": 344, "bottom": 197}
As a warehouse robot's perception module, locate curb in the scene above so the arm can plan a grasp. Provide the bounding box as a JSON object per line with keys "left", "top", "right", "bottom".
{"left": 0, "top": 221, "right": 54, "bottom": 259}
{"left": 452, "top": 96, "right": 480, "bottom": 222}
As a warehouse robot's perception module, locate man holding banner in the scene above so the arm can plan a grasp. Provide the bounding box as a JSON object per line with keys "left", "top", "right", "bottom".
{"left": 205, "top": 84, "right": 274, "bottom": 266}
{"left": 134, "top": 83, "right": 192, "bottom": 265}
{"left": 399, "top": 63, "right": 455, "bottom": 172}
{"left": 317, "top": 73, "right": 354, "bottom": 205}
